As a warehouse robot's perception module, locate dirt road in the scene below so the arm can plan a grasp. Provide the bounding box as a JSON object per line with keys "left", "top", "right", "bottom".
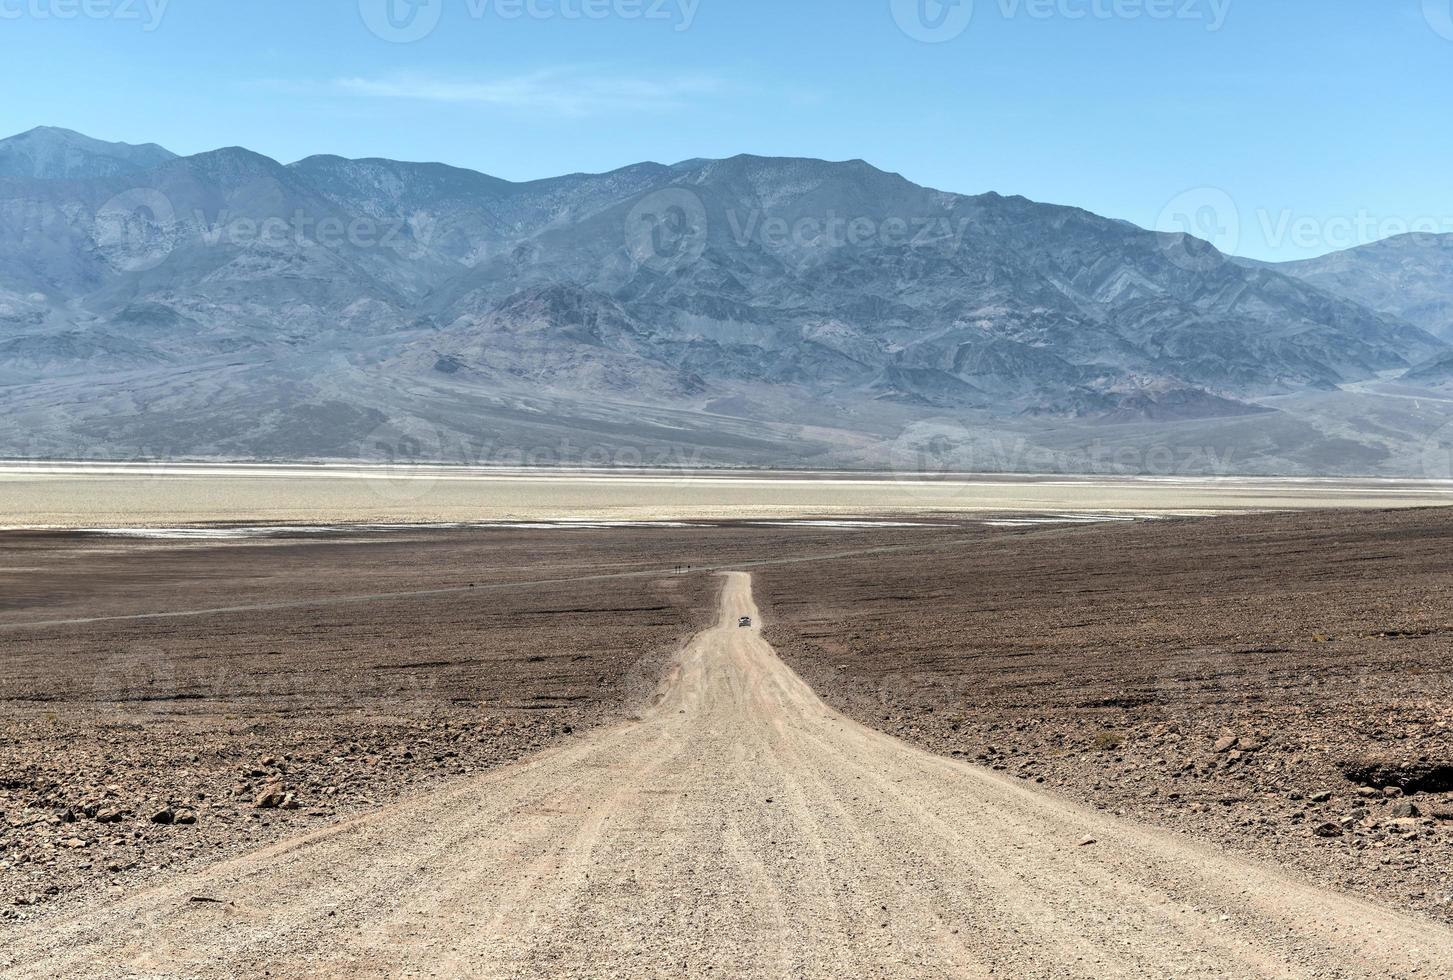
{"left": 5, "top": 573, "right": 1452, "bottom": 979}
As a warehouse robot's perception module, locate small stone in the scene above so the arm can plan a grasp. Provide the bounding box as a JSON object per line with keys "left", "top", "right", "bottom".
{"left": 151, "top": 809, "right": 175, "bottom": 825}
{"left": 1314, "top": 822, "right": 1344, "bottom": 838}
{"left": 1383, "top": 786, "right": 1404, "bottom": 799}
{"left": 1079, "top": 836, "right": 1097, "bottom": 847}
{"left": 1213, "top": 736, "right": 1238, "bottom": 754}
{"left": 1310, "top": 791, "right": 1332, "bottom": 803}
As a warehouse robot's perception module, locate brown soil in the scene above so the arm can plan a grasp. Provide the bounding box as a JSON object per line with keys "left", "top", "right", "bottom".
{"left": 4, "top": 510, "right": 1453, "bottom": 940}
{"left": 0, "top": 522, "right": 950, "bottom": 920}
{"left": 756, "top": 508, "right": 1453, "bottom": 924}
{"left": 8, "top": 572, "right": 1451, "bottom": 979}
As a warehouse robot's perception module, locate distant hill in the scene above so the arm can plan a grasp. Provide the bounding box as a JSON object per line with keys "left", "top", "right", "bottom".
{"left": 0, "top": 128, "right": 1449, "bottom": 475}
{"left": 0, "top": 126, "right": 176, "bottom": 180}
{"left": 1265, "top": 234, "right": 1453, "bottom": 342}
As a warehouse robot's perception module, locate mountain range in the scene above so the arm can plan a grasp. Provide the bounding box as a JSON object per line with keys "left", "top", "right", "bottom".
{"left": 3, "top": 125, "right": 1453, "bottom": 476}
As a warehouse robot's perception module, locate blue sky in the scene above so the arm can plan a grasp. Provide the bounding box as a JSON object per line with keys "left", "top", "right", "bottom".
{"left": 1, "top": 0, "right": 1449, "bottom": 260}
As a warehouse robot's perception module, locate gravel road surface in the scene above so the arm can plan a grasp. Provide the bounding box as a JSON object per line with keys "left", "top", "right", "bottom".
{"left": 5, "top": 573, "right": 1451, "bottom": 978}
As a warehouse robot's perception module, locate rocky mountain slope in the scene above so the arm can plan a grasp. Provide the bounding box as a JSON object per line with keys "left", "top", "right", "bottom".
{"left": 1269, "top": 234, "right": 1453, "bottom": 344}
{"left": 0, "top": 127, "right": 176, "bottom": 180}
{"left": 0, "top": 128, "right": 1450, "bottom": 473}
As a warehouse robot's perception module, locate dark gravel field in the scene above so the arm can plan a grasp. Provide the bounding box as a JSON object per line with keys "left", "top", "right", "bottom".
{"left": 3, "top": 511, "right": 1451, "bottom": 928}
{"left": 0, "top": 521, "right": 951, "bottom": 920}
{"left": 757, "top": 508, "right": 1453, "bottom": 924}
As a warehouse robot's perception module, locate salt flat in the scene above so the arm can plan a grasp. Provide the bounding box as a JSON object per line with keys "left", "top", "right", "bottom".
{"left": 3, "top": 462, "right": 1453, "bottom": 527}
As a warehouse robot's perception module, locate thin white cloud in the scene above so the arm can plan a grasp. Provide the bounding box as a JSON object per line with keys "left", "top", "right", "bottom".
{"left": 288, "top": 69, "right": 727, "bottom": 115}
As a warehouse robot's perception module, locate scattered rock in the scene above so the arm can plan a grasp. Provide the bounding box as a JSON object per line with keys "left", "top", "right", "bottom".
{"left": 1388, "top": 801, "right": 1421, "bottom": 820}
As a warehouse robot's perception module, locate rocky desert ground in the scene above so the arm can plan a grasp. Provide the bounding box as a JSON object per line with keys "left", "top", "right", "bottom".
{"left": 759, "top": 508, "right": 1453, "bottom": 923}
{"left": 1, "top": 510, "right": 1451, "bottom": 950}
{"left": 0, "top": 521, "right": 937, "bottom": 920}
{"left": 7, "top": 571, "right": 1450, "bottom": 979}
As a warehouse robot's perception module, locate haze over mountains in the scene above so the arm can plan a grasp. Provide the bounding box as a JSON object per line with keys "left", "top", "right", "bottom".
{"left": 3, "top": 126, "right": 1453, "bottom": 476}
{"left": 1269, "top": 235, "right": 1453, "bottom": 343}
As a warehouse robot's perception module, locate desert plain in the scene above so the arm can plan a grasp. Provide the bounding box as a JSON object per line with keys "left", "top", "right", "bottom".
{"left": 0, "top": 475, "right": 1451, "bottom": 976}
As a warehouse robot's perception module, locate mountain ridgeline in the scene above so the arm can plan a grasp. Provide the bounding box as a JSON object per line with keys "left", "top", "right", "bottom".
{"left": 2, "top": 126, "right": 1452, "bottom": 474}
